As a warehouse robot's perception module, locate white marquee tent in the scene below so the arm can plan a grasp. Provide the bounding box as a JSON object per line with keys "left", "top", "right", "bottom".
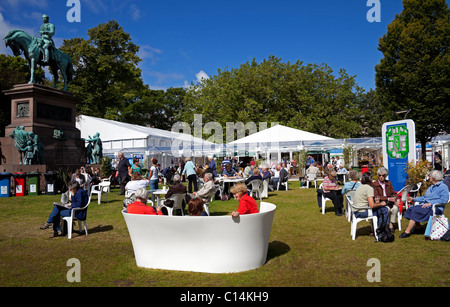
{"left": 227, "top": 124, "right": 335, "bottom": 162}
{"left": 76, "top": 115, "right": 215, "bottom": 166}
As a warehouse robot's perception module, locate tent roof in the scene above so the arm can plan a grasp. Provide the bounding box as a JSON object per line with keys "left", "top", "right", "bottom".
{"left": 229, "top": 124, "right": 334, "bottom": 145}
{"left": 76, "top": 115, "right": 212, "bottom": 145}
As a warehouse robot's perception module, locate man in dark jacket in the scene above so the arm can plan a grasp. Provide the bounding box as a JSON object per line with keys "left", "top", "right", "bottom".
{"left": 40, "top": 181, "right": 88, "bottom": 237}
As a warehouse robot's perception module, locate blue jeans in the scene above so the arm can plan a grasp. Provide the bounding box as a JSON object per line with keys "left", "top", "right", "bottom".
{"left": 47, "top": 205, "right": 72, "bottom": 231}
{"left": 149, "top": 179, "right": 159, "bottom": 202}
{"left": 354, "top": 206, "right": 389, "bottom": 227}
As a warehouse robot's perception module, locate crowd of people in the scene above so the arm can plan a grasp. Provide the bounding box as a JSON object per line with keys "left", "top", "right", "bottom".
{"left": 316, "top": 161, "right": 449, "bottom": 240}
{"left": 38, "top": 150, "right": 449, "bottom": 241}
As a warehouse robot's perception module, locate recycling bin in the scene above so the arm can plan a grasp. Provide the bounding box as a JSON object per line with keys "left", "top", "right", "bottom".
{"left": 44, "top": 171, "right": 57, "bottom": 195}
{"left": 27, "top": 172, "right": 40, "bottom": 196}
{"left": 13, "top": 172, "right": 26, "bottom": 196}
{"left": 0, "top": 172, "right": 11, "bottom": 198}
{"left": 362, "top": 165, "right": 369, "bottom": 174}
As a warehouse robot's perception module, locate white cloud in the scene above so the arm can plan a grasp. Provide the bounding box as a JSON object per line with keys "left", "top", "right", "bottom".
{"left": 138, "top": 45, "right": 162, "bottom": 61}
{"left": 195, "top": 70, "right": 209, "bottom": 82}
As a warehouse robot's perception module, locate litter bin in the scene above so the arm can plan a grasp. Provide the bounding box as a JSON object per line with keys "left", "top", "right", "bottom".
{"left": 0, "top": 172, "right": 11, "bottom": 198}
{"left": 44, "top": 171, "right": 57, "bottom": 195}
{"left": 27, "top": 172, "right": 40, "bottom": 196}
{"left": 362, "top": 165, "right": 369, "bottom": 174}
{"left": 13, "top": 172, "right": 26, "bottom": 196}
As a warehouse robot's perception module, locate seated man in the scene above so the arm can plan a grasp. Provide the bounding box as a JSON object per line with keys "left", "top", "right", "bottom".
{"left": 193, "top": 173, "right": 215, "bottom": 203}
{"left": 40, "top": 181, "right": 88, "bottom": 237}
{"left": 222, "top": 163, "right": 242, "bottom": 196}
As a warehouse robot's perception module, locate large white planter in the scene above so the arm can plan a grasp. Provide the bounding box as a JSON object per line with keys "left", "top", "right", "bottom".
{"left": 122, "top": 202, "right": 276, "bottom": 273}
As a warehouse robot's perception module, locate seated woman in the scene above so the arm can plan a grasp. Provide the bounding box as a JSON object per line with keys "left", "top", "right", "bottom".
{"left": 187, "top": 197, "right": 208, "bottom": 216}
{"left": 341, "top": 170, "right": 360, "bottom": 196}
{"left": 125, "top": 172, "right": 149, "bottom": 195}
{"left": 400, "top": 170, "right": 449, "bottom": 238}
{"left": 352, "top": 172, "right": 389, "bottom": 231}
{"left": 40, "top": 181, "right": 88, "bottom": 237}
{"left": 230, "top": 183, "right": 259, "bottom": 218}
{"left": 372, "top": 167, "right": 399, "bottom": 232}
{"left": 164, "top": 174, "right": 189, "bottom": 214}
{"left": 322, "top": 170, "right": 344, "bottom": 216}
{"left": 127, "top": 188, "right": 163, "bottom": 215}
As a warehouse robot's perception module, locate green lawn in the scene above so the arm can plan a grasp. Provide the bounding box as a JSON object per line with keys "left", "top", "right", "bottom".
{"left": 0, "top": 181, "right": 448, "bottom": 287}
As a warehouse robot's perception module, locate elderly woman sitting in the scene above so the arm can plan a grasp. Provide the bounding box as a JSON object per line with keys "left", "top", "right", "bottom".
{"left": 127, "top": 188, "right": 163, "bottom": 215}
{"left": 230, "top": 183, "right": 259, "bottom": 218}
{"left": 372, "top": 167, "right": 399, "bottom": 232}
{"left": 399, "top": 170, "right": 449, "bottom": 238}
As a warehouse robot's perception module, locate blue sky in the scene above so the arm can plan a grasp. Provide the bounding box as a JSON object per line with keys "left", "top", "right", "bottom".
{"left": 1, "top": 0, "right": 406, "bottom": 91}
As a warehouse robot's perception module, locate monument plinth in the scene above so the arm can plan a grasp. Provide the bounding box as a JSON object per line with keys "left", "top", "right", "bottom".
{"left": 1, "top": 83, "right": 85, "bottom": 173}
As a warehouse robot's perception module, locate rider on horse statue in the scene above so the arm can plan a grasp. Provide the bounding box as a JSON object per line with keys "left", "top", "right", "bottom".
{"left": 39, "top": 14, "right": 55, "bottom": 64}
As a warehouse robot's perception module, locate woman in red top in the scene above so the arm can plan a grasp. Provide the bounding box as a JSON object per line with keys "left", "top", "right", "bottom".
{"left": 126, "top": 188, "right": 163, "bottom": 215}
{"left": 230, "top": 183, "right": 259, "bottom": 218}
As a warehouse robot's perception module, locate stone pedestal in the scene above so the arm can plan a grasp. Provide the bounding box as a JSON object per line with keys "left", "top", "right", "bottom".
{"left": 0, "top": 83, "right": 85, "bottom": 175}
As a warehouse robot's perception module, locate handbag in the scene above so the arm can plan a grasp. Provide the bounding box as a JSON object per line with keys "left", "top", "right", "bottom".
{"left": 376, "top": 211, "right": 395, "bottom": 243}
{"left": 430, "top": 216, "right": 449, "bottom": 240}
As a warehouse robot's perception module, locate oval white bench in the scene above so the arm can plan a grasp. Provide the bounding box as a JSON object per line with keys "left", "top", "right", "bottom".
{"left": 122, "top": 202, "right": 276, "bottom": 273}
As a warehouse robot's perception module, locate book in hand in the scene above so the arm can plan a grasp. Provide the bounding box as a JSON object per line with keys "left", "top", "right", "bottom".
{"left": 53, "top": 202, "right": 70, "bottom": 209}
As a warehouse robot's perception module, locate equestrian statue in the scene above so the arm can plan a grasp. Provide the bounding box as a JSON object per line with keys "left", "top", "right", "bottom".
{"left": 3, "top": 14, "right": 73, "bottom": 91}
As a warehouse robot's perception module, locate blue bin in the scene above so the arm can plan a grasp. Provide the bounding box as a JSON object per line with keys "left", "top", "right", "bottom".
{"left": 0, "top": 173, "right": 11, "bottom": 197}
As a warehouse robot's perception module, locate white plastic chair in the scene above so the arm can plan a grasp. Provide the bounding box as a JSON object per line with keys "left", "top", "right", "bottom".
{"left": 160, "top": 193, "right": 185, "bottom": 216}
{"left": 261, "top": 179, "right": 269, "bottom": 198}
{"left": 90, "top": 181, "right": 110, "bottom": 204}
{"left": 319, "top": 183, "right": 333, "bottom": 214}
{"left": 63, "top": 196, "right": 91, "bottom": 239}
{"left": 306, "top": 173, "right": 317, "bottom": 189}
{"left": 249, "top": 179, "right": 263, "bottom": 201}
{"left": 350, "top": 204, "right": 378, "bottom": 241}
{"left": 345, "top": 190, "right": 356, "bottom": 222}
{"left": 277, "top": 176, "right": 289, "bottom": 191}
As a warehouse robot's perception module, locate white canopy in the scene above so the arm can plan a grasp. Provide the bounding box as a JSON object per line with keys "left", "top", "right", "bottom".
{"left": 228, "top": 124, "right": 334, "bottom": 151}
{"left": 76, "top": 115, "right": 215, "bottom": 157}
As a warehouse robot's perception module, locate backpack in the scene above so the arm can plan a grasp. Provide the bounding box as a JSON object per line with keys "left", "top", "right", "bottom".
{"left": 376, "top": 213, "right": 395, "bottom": 243}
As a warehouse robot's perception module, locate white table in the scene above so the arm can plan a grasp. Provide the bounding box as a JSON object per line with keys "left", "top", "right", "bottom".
{"left": 151, "top": 188, "right": 168, "bottom": 205}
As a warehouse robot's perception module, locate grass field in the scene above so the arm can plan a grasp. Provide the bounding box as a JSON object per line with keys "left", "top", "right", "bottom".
{"left": 0, "top": 180, "right": 449, "bottom": 287}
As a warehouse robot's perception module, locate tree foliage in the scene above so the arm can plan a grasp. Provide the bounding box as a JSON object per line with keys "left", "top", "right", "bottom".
{"left": 60, "top": 20, "right": 145, "bottom": 119}
{"left": 181, "top": 55, "right": 378, "bottom": 141}
{"left": 375, "top": 0, "right": 450, "bottom": 158}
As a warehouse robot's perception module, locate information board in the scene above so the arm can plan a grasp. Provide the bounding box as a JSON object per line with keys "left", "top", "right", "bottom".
{"left": 382, "top": 120, "right": 416, "bottom": 192}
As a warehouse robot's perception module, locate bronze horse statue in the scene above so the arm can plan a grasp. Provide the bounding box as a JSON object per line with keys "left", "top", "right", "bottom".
{"left": 4, "top": 30, "right": 73, "bottom": 91}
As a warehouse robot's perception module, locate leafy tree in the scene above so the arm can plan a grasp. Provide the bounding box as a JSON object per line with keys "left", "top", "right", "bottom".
{"left": 60, "top": 20, "right": 145, "bottom": 119}
{"left": 375, "top": 0, "right": 450, "bottom": 159}
{"left": 0, "top": 55, "right": 46, "bottom": 136}
{"left": 181, "top": 55, "right": 368, "bottom": 141}
{"left": 121, "top": 87, "right": 186, "bottom": 130}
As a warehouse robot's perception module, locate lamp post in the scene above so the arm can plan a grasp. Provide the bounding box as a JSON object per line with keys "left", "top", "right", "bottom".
{"left": 394, "top": 109, "right": 411, "bottom": 119}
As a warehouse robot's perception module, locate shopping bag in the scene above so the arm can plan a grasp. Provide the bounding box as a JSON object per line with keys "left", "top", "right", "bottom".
{"left": 430, "top": 216, "right": 449, "bottom": 241}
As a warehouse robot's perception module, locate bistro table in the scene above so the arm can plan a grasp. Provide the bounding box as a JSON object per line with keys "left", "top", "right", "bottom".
{"left": 151, "top": 187, "right": 168, "bottom": 205}
{"left": 219, "top": 177, "right": 245, "bottom": 198}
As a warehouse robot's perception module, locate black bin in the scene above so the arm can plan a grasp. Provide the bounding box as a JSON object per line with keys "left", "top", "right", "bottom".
{"left": 44, "top": 171, "right": 57, "bottom": 195}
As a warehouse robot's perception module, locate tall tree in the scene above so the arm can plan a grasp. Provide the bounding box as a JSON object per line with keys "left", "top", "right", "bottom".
{"left": 181, "top": 55, "right": 366, "bottom": 141}
{"left": 121, "top": 86, "right": 186, "bottom": 130}
{"left": 60, "top": 20, "right": 145, "bottom": 119}
{"left": 375, "top": 0, "right": 450, "bottom": 159}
